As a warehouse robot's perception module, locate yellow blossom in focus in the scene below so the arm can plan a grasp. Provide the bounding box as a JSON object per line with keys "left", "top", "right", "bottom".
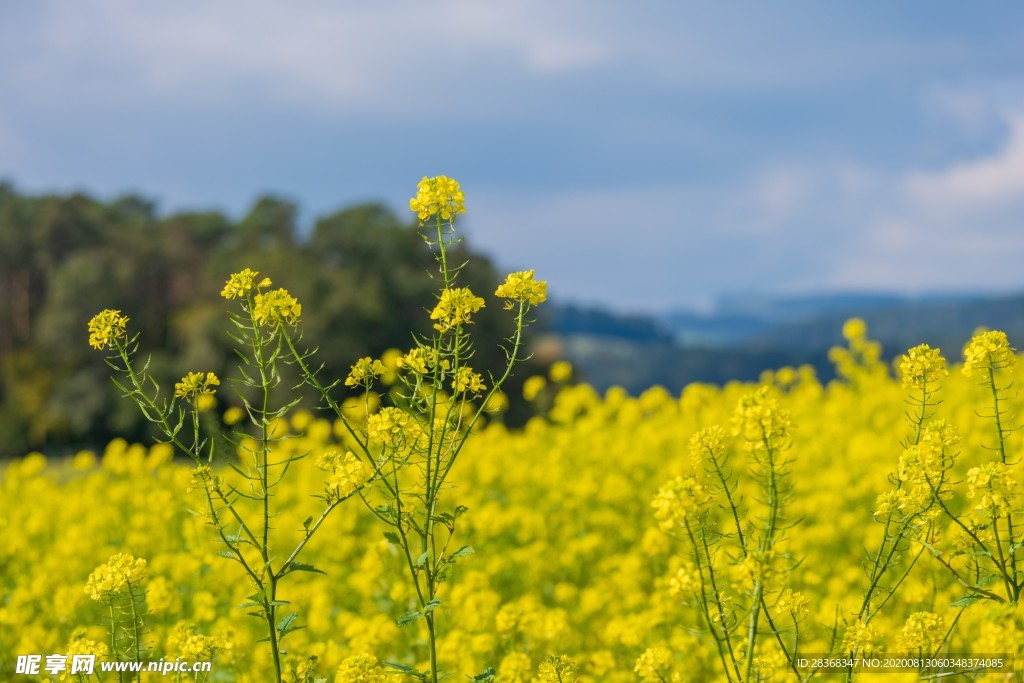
{"left": 317, "top": 450, "right": 371, "bottom": 500}
{"left": 85, "top": 553, "right": 147, "bottom": 600}
{"left": 963, "top": 330, "right": 1016, "bottom": 376}
{"left": 537, "top": 655, "right": 578, "bottom": 683}
{"left": 221, "top": 268, "right": 271, "bottom": 299}
{"left": 88, "top": 309, "right": 129, "bottom": 350}
{"left": 253, "top": 288, "right": 301, "bottom": 326}
{"left": 495, "top": 269, "right": 547, "bottom": 308}
{"left": 452, "top": 367, "right": 486, "bottom": 394}
{"left": 431, "top": 287, "right": 485, "bottom": 332}
{"left": 175, "top": 371, "right": 220, "bottom": 399}
{"left": 335, "top": 653, "right": 392, "bottom": 683}
{"left": 409, "top": 175, "right": 466, "bottom": 222}
{"left": 899, "top": 344, "right": 948, "bottom": 389}
{"left": 346, "top": 357, "right": 386, "bottom": 388}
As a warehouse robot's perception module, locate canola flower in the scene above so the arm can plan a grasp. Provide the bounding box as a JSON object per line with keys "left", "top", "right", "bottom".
{"left": 253, "top": 287, "right": 302, "bottom": 326}
{"left": 430, "top": 287, "right": 485, "bottom": 332}
{"left": 87, "top": 309, "right": 129, "bottom": 350}
{"left": 495, "top": 269, "right": 548, "bottom": 308}
{"left": 963, "top": 329, "right": 1016, "bottom": 375}
{"left": 221, "top": 267, "right": 271, "bottom": 299}
{"left": 84, "top": 553, "right": 147, "bottom": 601}
{"left": 409, "top": 175, "right": 466, "bottom": 222}
{"left": 174, "top": 371, "right": 220, "bottom": 399}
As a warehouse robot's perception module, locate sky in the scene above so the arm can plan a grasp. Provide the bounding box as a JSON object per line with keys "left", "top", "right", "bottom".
{"left": 3, "top": 2, "right": 1024, "bottom": 313}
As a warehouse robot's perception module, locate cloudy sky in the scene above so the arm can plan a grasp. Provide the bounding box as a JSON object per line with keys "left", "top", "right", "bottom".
{"left": 3, "top": 2, "right": 1024, "bottom": 312}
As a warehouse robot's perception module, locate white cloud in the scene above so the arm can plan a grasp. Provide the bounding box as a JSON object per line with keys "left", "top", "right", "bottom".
{"left": 905, "top": 113, "right": 1024, "bottom": 208}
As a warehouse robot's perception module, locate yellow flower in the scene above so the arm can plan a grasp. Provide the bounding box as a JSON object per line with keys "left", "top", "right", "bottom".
{"left": 537, "top": 655, "right": 578, "bottom": 683}
{"left": 896, "top": 612, "right": 945, "bottom": 652}
{"left": 967, "top": 461, "right": 1016, "bottom": 517}
{"left": 842, "top": 317, "right": 867, "bottom": 341}
{"left": 549, "top": 360, "right": 573, "bottom": 383}
{"left": 222, "top": 268, "right": 271, "bottom": 299}
{"left": 841, "top": 621, "right": 879, "bottom": 657}
{"left": 396, "top": 347, "right": 448, "bottom": 377}
{"left": 652, "top": 475, "right": 712, "bottom": 530}
{"left": 334, "top": 653, "right": 391, "bottom": 683}
{"left": 88, "top": 309, "right": 129, "bottom": 350}
{"left": 430, "top": 287, "right": 485, "bottom": 332}
{"left": 317, "top": 450, "right": 371, "bottom": 500}
{"left": 899, "top": 344, "right": 948, "bottom": 389}
{"left": 166, "top": 621, "right": 233, "bottom": 660}
{"left": 495, "top": 269, "right": 548, "bottom": 308}
{"left": 174, "top": 371, "right": 221, "bottom": 399}
{"left": 731, "top": 386, "right": 792, "bottom": 449}
{"left": 346, "top": 357, "right": 386, "bottom": 388}
{"left": 634, "top": 647, "right": 674, "bottom": 683}
{"left": 963, "top": 329, "right": 1016, "bottom": 376}
{"left": 523, "top": 375, "right": 547, "bottom": 401}
{"left": 409, "top": 175, "right": 466, "bottom": 222}
{"left": 253, "top": 288, "right": 302, "bottom": 326}
{"left": 85, "top": 553, "right": 147, "bottom": 600}
{"left": 452, "top": 367, "right": 486, "bottom": 394}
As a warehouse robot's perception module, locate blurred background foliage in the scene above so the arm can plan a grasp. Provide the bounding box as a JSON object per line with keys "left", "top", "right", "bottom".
{"left": 0, "top": 182, "right": 547, "bottom": 458}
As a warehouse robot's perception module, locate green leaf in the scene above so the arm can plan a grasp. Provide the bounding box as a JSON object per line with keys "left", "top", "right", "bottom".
{"left": 397, "top": 611, "right": 424, "bottom": 626}
{"left": 383, "top": 531, "right": 401, "bottom": 545}
{"left": 415, "top": 551, "right": 429, "bottom": 568}
{"left": 303, "top": 516, "right": 314, "bottom": 532}
{"left": 284, "top": 561, "right": 326, "bottom": 576}
{"left": 448, "top": 546, "right": 475, "bottom": 561}
{"left": 423, "top": 598, "right": 441, "bottom": 613}
{"left": 382, "top": 662, "right": 427, "bottom": 680}
{"left": 951, "top": 594, "right": 984, "bottom": 608}
{"left": 471, "top": 668, "right": 496, "bottom": 682}
{"left": 217, "top": 549, "right": 237, "bottom": 560}
{"left": 276, "top": 612, "right": 298, "bottom": 635}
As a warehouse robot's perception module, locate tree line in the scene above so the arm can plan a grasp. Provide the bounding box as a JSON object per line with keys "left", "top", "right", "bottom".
{"left": 0, "top": 182, "right": 541, "bottom": 458}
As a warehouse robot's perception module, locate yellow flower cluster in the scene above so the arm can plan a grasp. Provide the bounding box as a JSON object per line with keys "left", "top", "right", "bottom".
{"left": 15, "top": 321, "right": 1024, "bottom": 679}
{"left": 346, "top": 357, "right": 386, "bottom": 388}
{"left": 396, "top": 347, "right": 450, "bottom": 375}
{"left": 634, "top": 646, "right": 675, "bottom": 683}
{"left": 166, "top": 621, "right": 233, "bottom": 659}
{"left": 452, "top": 366, "right": 486, "bottom": 394}
{"left": 731, "top": 386, "right": 791, "bottom": 449}
{"left": 409, "top": 175, "right": 466, "bottom": 222}
{"left": 430, "top": 287, "right": 485, "bottom": 332}
{"left": 537, "top": 655, "right": 578, "bottom": 683}
{"left": 495, "top": 270, "right": 548, "bottom": 308}
{"left": 221, "top": 268, "right": 271, "bottom": 299}
{"left": 253, "top": 288, "right": 302, "bottom": 326}
{"left": 963, "top": 329, "right": 1016, "bottom": 376}
{"left": 895, "top": 611, "right": 944, "bottom": 652}
{"left": 966, "top": 461, "right": 1017, "bottom": 517}
{"left": 898, "top": 343, "right": 948, "bottom": 389}
{"left": 87, "top": 309, "right": 129, "bottom": 350}
{"left": 366, "top": 407, "right": 425, "bottom": 449}
{"left": 317, "top": 450, "right": 372, "bottom": 500}
{"left": 84, "top": 553, "right": 147, "bottom": 601}
{"left": 174, "top": 371, "right": 220, "bottom": 399}
{"left": 651, "top": 475, "right": 712, "bottom": 530}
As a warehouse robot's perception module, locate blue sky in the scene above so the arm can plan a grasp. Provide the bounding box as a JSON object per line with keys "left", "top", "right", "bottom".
{"left": 3, "top": 2, "right": 1024, "bottom": 312}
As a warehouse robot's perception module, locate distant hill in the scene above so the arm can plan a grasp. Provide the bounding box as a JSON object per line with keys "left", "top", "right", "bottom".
{"left": 545, "top": 292, "right": 1024, "bottom": 393}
